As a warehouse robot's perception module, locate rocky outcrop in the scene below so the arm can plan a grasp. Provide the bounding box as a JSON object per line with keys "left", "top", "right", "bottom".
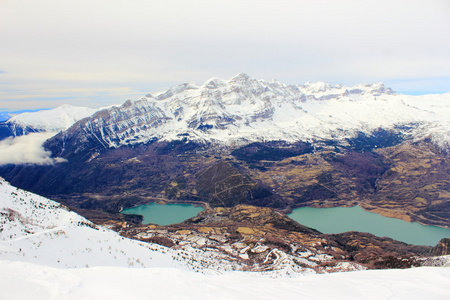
{"left": 431, "top": 238, "right": 450, "bottom": 256}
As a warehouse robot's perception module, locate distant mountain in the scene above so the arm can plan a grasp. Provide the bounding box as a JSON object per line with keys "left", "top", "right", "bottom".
{"left": 0, "top": 109, "right": 44, "bottom": 122}
{"left": 44, "top": 73, "right": 450, "bottom": 160}
{"left": 0, "top": 105, "right": 98, "bottom": 141}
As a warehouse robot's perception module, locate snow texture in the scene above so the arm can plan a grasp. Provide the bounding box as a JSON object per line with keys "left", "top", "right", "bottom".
{"left": 0, "top": 177, "right": 262, "bottom": 273}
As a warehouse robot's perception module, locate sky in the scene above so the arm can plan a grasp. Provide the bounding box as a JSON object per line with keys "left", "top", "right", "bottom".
{"left": 1, "top": 0, "right": 449, "bottom": 112}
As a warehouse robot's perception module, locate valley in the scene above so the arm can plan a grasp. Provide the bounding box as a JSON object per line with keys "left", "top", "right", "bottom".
{"left": 1, "top": 136, "right": 449, "bottom": 229}
{"left": 109, "top": 204, "right": 440, "bottom": 272}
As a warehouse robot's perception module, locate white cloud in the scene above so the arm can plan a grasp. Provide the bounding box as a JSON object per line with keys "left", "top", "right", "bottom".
{"left": 0, "top": 133, "right": 66, "bottom": 166}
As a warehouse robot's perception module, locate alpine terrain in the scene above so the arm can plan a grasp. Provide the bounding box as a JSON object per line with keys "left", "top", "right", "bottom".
{"left": 1, "top": 73, "right": 448, "bottom": 229}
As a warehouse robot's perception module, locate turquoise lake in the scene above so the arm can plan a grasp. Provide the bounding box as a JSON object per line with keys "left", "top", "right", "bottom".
{"left": 122, "top": 203, "right": 204, "bottom": 226}
{"left": 288, "top": 206, "right": 450, "bottom": 246}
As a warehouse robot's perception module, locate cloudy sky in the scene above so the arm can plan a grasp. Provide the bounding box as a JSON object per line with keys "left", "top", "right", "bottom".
{"left": 1, "top": 0, "right": 449, "bottom": 112}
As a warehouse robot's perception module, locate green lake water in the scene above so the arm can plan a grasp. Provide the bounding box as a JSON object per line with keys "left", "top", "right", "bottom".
{"left": 288, "top": 206, "right": 450, "bottom": 246}
{"left": 121, "top": 203, "right": 203, "bottom": 226}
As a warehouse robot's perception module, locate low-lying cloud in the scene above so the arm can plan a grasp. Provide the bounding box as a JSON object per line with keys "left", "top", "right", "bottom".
{"left": 0, "top": 132, "right": 67, "bottom": 166}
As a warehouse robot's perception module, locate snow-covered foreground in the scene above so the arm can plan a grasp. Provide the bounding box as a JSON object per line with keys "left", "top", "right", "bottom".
{"left": 1, "top": 260, "right": 449, "bottom": 300}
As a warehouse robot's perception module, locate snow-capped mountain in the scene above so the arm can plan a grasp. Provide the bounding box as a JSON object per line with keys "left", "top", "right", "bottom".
{"left": 47, "top": 73, "right": 450, "bottom": 158}
{"left": 0, "top": 105, "right": 98, "bottom": 140}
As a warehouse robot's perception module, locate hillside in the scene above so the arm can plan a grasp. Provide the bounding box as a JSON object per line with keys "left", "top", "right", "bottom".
{"left": 0, "top": 177, "right": 197, "bottom": 269}
{"left": 1, "top": 177, "right": 440, "bottom": 273}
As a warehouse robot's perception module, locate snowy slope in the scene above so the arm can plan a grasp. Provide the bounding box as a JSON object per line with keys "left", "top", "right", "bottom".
{"left": 0, "top": 177, "right": 197, "bottom": 269}
{"left": 55, "top": 74, "right": 450, "bottom": 153}
{"left": 1, "top": 260, "right": 449, "bottom": 300}
{"left": 1, "top": 105, "right": 97, "bottom": 138}
{"left": 0, "top": 177, "right": 270, "bottom": 273}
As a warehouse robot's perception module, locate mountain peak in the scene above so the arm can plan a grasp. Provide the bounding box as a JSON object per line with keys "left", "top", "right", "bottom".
{"left": 303, "top": 81, "right": 330, "bottom": 93}
{"left": 121, "top": 99, "right": 134, "bottom": 107}
{"left": 351, "top": 82, "right": 396, "bottom": 95}
{"left": 203, "top": 77, "right": 227, "bottom": 89}
{"left": 229, "top": 72, "right": 251, "bottom": 83}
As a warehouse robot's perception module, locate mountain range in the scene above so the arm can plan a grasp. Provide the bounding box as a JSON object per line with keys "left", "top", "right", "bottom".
{"left": 0, "top": 74, "right": 449, "bottom": 229}
{"left": 46, "top": 73, "right": 450, "bottom": 158}
{"left": 3, "top": 73, "right": 450, "bottom": 150}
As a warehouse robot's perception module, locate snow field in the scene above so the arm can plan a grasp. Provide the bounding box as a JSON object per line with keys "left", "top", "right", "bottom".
{"left": 0, "top": 261, "right": 449, "bottom": 300}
